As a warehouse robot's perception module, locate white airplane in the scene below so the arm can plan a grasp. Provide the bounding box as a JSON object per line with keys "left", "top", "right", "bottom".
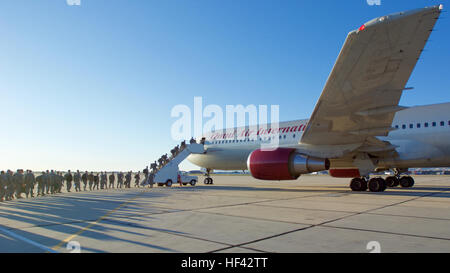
{"left": 188, "top": 5, "right": 449, "bottom": 192}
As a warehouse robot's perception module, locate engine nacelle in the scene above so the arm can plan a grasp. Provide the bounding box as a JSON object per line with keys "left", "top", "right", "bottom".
{"left": 247, "top": 148, "right": 330, "bottom": 180}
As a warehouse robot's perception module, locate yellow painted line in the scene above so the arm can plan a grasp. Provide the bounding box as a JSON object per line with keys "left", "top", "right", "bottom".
{"left": 51, "top": 191, "right": 145, "bottom": 251}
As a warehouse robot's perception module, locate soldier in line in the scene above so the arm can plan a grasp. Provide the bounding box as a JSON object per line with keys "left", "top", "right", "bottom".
{"left": 134, "top": 171, "right": 140, "bottom": 188}
{"left": 13, "top": 169, "right": 25, "bottom": 199}
{"left": 189, "top": 137, "right": 196, "bottom": 144}
{"left": 35, "top": 171, "right": 45, "bottom": 196}
{"left": 49, "top": 170, "right": 56, "bottom": 194}
{"left": 6, "top": 170, "right": 14, "bottom": 200}
{"left": 74, "top": 170, "right": 81, "bottom": 192}
{"left": 0, "top": 171, "right": 6, "bottom": 202}
{"left": 57, "top": 171, "right": 64, "bottom": 193}
{"left": 54, "top": 171, "right": 59, "bottom": 194}
{"left": 157, "top": 158, "right": 163, "bottom": 169}
{"left": 93, "top": 173, "right": 99, "bottom": 190}
{"left": 65, "top": 170, "right": 73, "bottom": 193}
{"left": 88, "top": 172, "right": 94, "bottom": 191}
{"left": 82, "top": 171, "right": 88, "bottom": 191}
{"left": 124, "top": 171, "right": 132, "bottom": 188}
{"left": 100, "top": 172, "right": 107, "bottom": 189}
{"left": 117, "top": 171, "right": 124, "bottom": 188}
{"left": 24, "top": 170, "right": 36, "bottom": 198}
{"left": 109, "top": 172, "right": 115, "bottom": 189}
{"left": 44, "top": 170, "right": 51, "bottom": 195}
{"left": 143, "top": 167, "right": 149, "bottom": 185}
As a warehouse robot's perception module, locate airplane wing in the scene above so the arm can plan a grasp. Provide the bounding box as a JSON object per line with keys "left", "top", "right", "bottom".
{"left": 301, "top": 5, "right": 443, "bottom": 149}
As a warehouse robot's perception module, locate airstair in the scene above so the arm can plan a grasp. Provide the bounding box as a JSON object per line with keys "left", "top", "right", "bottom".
{"left": 142, "top": 143, "right": 205, "bottom": 187}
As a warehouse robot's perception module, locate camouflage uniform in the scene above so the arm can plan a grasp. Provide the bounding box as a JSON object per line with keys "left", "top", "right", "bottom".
{"left": 35, "top": 172, "right": 44, "bottom": 196}
{"left": 24, "top": 170, "right": 36, "bottom": 198}
{"left": 117, "top": 172, "right": 124, "bottom": 188}
{"left": 100, "top": 172, "right": 107, "bottom": 189}
{"left": 64, "top": 171, "right": 73, "bottom": 192}
{"left": 82, "top": 172, "right": 88, "bottom": 191}
{"left": 74, "top": 171, "right": 81, "bottom": 192}
{"left": 93, "top": 174, "right": 99, "bottom": 190}
{"left": 13, "top": 170, "right": 25, "bottom": 199}
{"left": 109, "top": 173, "right": 115, "bottom": 188}
{"left": 0, "top": 171, "right": 6, "bottom": 201}
{"left": 88, "top": 172, "right": 94, "bottom": 191}
{"left": 125, "top": 172, "right": 132, "bottom": 188}
{"left": 49, "top": 171, "right": 57, "bottom": 194}
{"left": 43, "top": 171, "right": 51, "bottom": 195}
{"left": 134, "top": 172, "right": 140, "bottom": 187}
{"left": 5, "top": 171, "right": 15, "bottom": 201}
{"left": 57, "top": 172, "right": 64, "bottom": 193}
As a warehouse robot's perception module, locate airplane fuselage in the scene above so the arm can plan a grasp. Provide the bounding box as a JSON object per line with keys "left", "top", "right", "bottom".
{"left": 188, "top": 102, "right": 450, "bottom": 173}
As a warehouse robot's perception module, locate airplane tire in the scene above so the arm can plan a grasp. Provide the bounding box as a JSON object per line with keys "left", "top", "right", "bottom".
{"left": 378, "top": 178, "right": 387, "bottom": 191}
{"left": 400, "top": 176, "right": 414, "bottom": 188}
{"left": 204, "top": 178, "right": 213, "bottom": 184}
{"left": 166, "top": 180, "right": 173, "bottom": 187}
{"left": 368, "top": 178, "right": 386, "bottom": 192}
{"left": 190, "top": 180, "right": 196, "bottom": 186}
{"left": 350, "top": 178, "right": 367, "bottom": 191}
{"left": 407, "top": 176, "right": 415, "bottom": 188}
{"left": 385, "top": 176, "right": 399, "bottom": 187}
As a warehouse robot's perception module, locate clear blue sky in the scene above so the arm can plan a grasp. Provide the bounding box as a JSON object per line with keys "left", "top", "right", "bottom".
{"left": 1, "top": 0, "right": 449, "bottom": 171}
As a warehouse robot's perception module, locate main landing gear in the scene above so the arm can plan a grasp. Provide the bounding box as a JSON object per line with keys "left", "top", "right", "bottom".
{"left": 203, "top": 169, "right": 214, "bottom": 185}
{"left": 350, "top": 175, "right": 415, "bottom": 192}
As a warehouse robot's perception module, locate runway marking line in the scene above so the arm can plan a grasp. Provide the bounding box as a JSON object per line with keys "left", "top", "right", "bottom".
{"left": 51, "top": 190, "right": 146, "bottom": 252}
{"left": 0, "top": 226, "right": 58, "bottom": 253}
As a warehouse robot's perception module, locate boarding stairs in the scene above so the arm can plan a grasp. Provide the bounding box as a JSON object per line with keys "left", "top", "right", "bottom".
{"left": 142, "top": 143, "right": 205, "bottom": 187}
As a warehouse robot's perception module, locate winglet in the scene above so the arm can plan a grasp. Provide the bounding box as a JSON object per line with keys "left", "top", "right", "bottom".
{"left": 439, "top": 4, "right": 444, "bottom": 11}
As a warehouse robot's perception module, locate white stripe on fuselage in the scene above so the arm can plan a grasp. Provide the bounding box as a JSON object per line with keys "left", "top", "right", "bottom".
{"left": 187, "top": 103, "right": 450, "bottom": 170}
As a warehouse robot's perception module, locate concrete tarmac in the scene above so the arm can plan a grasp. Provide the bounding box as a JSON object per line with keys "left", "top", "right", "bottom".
{"left": 0, "top": 175, "right": 449, "bottom": 253}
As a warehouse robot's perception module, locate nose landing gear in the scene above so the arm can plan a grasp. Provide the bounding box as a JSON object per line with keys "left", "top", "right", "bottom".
{"left": 203, "top": 169, "right": 214, "bottom": 185}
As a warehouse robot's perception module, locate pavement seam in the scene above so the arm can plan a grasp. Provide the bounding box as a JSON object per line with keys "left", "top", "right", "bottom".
{"left": 320, "top": 225, "right": 450, "bottom": 241}
{"left": 210, "top": 187, "right": 450, "bottom": 252}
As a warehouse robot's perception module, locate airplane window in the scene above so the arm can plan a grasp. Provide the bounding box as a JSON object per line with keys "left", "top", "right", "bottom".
{"left": 402, "top": 125, "right": 406, "bottom": 129}
{"left": 432, "top": 122, "right": 436, "bottom": 127}
{"left": 409, "top": 124, "right": 413, "bottom": 129}
{"left": 395, "top": 125, "right": 399, "bottom": 129}
{"left": 293, "top": 134, "right": 296, "bottom": 138}
{"left": 425, "top": 122, "right": 429, "bottom": 127}
{"left": 283, "top": 135, "right": 286, "bottom": 139}
{"left": 417, "top": 123, "right": 421, "bottom": 128}
{"left": 441, "top": 121, "right": 445, "bottom": 126}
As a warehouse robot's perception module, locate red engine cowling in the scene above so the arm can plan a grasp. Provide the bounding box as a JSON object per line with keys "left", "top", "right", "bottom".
{"left": 247, "top": 148, "right": 330, "bottom": 181}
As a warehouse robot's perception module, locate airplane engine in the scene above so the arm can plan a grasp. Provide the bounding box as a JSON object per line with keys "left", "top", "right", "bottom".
{"left": 247, "top": 148, "right": 330, "bottom": 180}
